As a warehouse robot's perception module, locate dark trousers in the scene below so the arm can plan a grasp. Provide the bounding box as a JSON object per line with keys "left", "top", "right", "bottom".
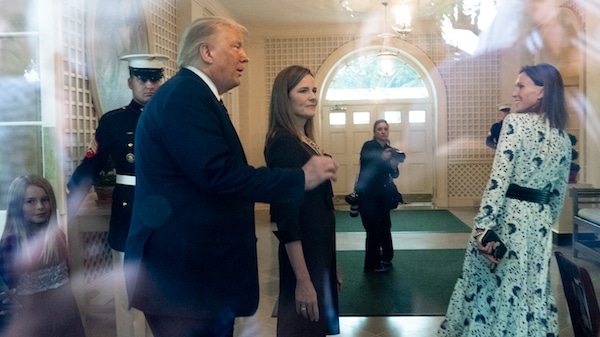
{"left": 145, "top": 313, "right": 234, "bottom": 337}
{"left": 359, "top": 197, "right": 394, "bottom": 269}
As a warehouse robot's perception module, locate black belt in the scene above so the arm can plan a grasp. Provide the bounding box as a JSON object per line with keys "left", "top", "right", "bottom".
{"left": 505, "top": 184, "right": 550, "bottom": 205}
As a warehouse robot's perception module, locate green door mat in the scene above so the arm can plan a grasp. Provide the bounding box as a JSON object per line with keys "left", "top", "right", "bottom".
{"left": 336, "top": 209, "right": 471, "bottom": 233}
{"left": 337, "top": 249, "right": 465, "bottom": 316}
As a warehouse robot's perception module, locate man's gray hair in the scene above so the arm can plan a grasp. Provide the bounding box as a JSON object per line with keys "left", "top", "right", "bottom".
{"left": 177, "top": 16, "right": 247, "bottom": 68}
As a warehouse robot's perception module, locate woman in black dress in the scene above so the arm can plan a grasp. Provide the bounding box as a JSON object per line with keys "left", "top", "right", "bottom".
{"left": 355, "top": 120, "right": 401, "bottom": 272}
{"left": 265, "top": 65, "right": 340, "bottom": 337}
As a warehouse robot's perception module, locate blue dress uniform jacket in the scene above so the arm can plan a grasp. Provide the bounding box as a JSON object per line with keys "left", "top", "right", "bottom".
{"left": 68, "top": 100, "right": 143, "bottom": 252}
{"left": 125, "top": 68, "right": 306, "bottom": 320}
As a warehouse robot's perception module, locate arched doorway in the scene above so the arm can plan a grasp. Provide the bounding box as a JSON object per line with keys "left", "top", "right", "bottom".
{"left": 314, "top": 37, "right": 449, "bottom": 207}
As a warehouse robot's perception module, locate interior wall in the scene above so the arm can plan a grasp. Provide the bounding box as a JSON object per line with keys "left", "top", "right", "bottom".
{"left": 234, "top": 1, "right": 598, "bottom": 206}
{"left": 177, "top": 0, "right": 600, "bottom": 207}
{"left": 237, "top": 40, "right": 267, "bottom": 167}
{"left": 241, "top": 23, "right": 505, "bottom": 207}
{"left": 584, "top": 1, "right": 600, "bottom": 187}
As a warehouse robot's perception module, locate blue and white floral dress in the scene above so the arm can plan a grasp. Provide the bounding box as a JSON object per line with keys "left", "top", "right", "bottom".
{"left": 438, "top": 113, "right": 572, "bottom": 337}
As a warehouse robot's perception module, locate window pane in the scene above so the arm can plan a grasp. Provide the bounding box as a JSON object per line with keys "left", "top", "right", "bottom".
{"left": 353, "top": 111, "right": 370, "bottom": 125}
{"left": 409, "top": 110, "right": 426, "bottom": 123}
{"left": 384, "top": 110, "right": 401, "bottom": 123}
{"left": 0, "top": 36, "right": 41, "bottom": 122}
{"left": 0, "top": 126, "right": 42, "bottom": 210}
{"left": 329, "top": 112, "right": 346, "bottom": 125}
{"left": 0, "top": 0, "right": 39, "bottom": 32}
{"left": 326, "top": 54, "right": 429, "bottom": 101}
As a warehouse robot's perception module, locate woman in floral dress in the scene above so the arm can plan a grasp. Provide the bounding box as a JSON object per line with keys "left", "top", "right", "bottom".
{"left": 438, "top": 64, "right": 572, "bottom": 337}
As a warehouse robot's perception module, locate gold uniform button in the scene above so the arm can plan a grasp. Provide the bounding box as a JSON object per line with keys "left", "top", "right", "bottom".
{"left": 126, "top": 153, "right": 135, "bottom": 163}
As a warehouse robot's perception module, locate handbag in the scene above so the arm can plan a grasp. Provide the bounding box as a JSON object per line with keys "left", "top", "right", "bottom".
{"left": 383, "top": 178, "right": 403, "bottom": 209}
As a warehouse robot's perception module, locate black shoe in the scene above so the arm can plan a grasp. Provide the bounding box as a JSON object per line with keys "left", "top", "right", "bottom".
{"left": 364, "top": 265, "right": 390, "bottom": 273}
{"left": 381, "top": 261, "right": 393, "bottom": 268}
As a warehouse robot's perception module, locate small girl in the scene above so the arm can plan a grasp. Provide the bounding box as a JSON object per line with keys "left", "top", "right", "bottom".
{"left": 0, "top": 175, "right": 86, "bottom": 337}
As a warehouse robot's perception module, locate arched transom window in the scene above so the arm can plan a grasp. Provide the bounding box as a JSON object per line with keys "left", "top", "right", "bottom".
{"left": 325, "top": 53, "right": 428, "bottom": 101}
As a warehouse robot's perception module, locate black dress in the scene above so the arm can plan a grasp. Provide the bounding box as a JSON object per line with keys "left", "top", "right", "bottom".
{"left": 0, "top": 232, "right": 86, "bottom": 337}
{"left": 265, "top": 131, "right": 339, "bottom": 337}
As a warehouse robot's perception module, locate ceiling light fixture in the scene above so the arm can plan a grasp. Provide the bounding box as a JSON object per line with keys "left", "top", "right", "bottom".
{"left": 392, "top": 4, "right": 412, "bottom": 39}
{"left": 339, "top": 0, "right": 354, "bottom": 13}
{"left": 377, "top": 1, "right": 398, "bottom": 77}
{"left": 339, "top": 0, "right": 378, "bottom": 17}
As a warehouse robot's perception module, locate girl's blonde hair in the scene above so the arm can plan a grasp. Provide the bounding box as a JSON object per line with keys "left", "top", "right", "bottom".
{"left": 2, "top": 175, "right": 62, "bottom": 264}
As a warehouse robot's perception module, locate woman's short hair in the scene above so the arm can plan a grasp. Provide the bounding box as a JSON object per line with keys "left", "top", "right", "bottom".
{"left": 520, "top": 64, "right": 567, "bottom": 129}
{"left": 177, "top": 17, "right": 247, "bottom": 68}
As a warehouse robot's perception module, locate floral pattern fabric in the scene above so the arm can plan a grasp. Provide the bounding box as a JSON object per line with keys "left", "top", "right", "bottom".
{"left": 438, "top": 113, "right": 572, "bottom": 337}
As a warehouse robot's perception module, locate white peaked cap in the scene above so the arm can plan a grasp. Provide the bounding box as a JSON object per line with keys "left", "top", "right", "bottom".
{"left": 498, "top": 104, "right": 511, "bottom": 111}
{"left": 119, "top": 54, "right": 169, "bottom": 69}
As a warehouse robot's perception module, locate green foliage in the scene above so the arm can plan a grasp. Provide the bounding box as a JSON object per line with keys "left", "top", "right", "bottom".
{"left": 95, "top": 157, "right": 116, "bottom": 187}
{"left": 329, "top": 54, "right": 425, "bottom": 90}
{"left": 417, "top": 0, "right": 483, "bottom": 35}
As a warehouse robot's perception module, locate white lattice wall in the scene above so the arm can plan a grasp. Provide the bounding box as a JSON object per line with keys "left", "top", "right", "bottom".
{"left": 62, "top": 0, "right": 97, "bottom": 176}
{"left": 145, "top": 0, "right": 178, "bottom": 78}
{"left": 439, "top": 52, "right": 501, "bottom": 161}
{"left": 448, "top": 162, "right": 492, "bottom": 199}
{"left": 264, "top": 36, "right": 355, "bottom": 101}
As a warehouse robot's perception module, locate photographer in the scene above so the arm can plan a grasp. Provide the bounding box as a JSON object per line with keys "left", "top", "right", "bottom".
{"left": 354, "top": 120, "right": 403, "bottom": 272}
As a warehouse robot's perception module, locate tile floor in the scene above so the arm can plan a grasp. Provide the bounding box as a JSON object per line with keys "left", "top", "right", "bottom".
{"left": 85, "top": 206, "right": 600, "bottom": 337}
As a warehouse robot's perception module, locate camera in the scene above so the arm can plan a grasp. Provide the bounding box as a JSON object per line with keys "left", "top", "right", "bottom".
{"left": 391, "top": 149, "right": 406, "bottom": 162}
{"left": 344, "top": 191, "right": 360, "bottom": 217}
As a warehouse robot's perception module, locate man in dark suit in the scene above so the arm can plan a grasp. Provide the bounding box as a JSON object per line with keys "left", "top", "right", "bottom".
{"left": 68, "top": 53, "right": 168, "bottom": 337}
{"left": 486, "top": 104, "right": 511, "bottom": 149}
{"left": 124, "top": 17, "right": 337, "bottom": 337}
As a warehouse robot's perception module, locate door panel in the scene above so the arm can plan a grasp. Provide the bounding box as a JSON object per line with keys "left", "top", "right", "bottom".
{"left": 321, "top": 103, "right": 434, "bottom": 199}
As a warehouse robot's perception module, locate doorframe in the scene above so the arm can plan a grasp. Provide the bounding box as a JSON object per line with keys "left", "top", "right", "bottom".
{"left": 314, "top": 36, "right": 449, "bottom": 207}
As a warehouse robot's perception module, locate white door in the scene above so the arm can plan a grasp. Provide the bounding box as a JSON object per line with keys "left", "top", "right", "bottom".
{"left": 321, "top": 103, "right": 434, "bottom": 199}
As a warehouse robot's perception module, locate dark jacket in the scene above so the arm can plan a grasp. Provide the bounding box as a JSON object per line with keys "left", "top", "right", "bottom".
{"left": 125, "top": 68, "right": 305, "bottom": 319}
{"left": 68, "top": 100, "right": 142, "bottom": 251}
{"left": 486, "top": 120, "right": 503, "bottom": 149}
{"left": 355, "top": 139, "right": 399, "bottom": 197}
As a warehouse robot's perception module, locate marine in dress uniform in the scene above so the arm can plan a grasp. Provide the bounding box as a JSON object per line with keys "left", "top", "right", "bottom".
{"left": 67, "top": 54, "right": 168, "bottom": 337}
{"left": 486, "top": 104, "right": 511, "bottom": 149}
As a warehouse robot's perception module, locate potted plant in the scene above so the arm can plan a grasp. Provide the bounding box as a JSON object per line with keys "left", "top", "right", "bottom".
{"left": 94, "top": 158, "right": 116, "bottom": 201}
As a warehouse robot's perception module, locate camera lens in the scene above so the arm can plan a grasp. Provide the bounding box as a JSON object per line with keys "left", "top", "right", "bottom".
{"left": 392, "top": 150, "right": 406, "bottom": 162}
{"left": 349, "top": 204, "right": 359, "bottom": 217}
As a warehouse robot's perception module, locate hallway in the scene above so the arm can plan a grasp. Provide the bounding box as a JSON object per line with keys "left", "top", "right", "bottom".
{"left": 231, "top": 207, "right": 600, "bottom": 337}
{"left": 84, "top": 207, "right": 600, "bottom": 337}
